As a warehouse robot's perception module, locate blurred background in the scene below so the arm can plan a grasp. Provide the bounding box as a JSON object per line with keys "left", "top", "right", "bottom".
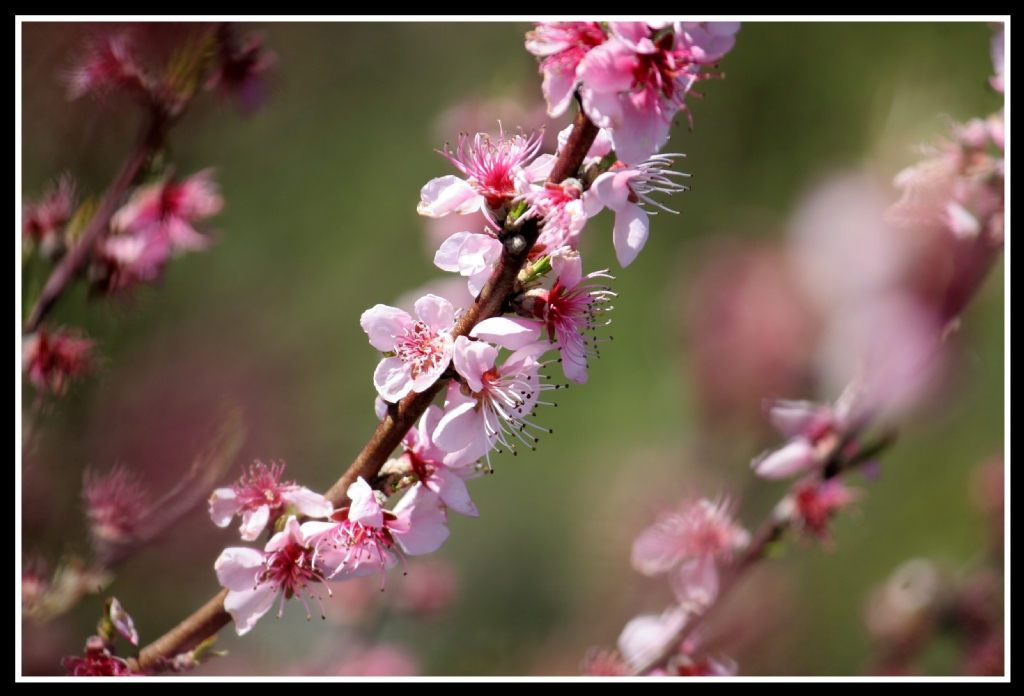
{"left": 20, "top": 22, "right": 1004, "bottom": 676}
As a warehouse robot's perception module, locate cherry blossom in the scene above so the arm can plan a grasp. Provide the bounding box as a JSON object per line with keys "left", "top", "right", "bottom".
{"left": 513, "top": 249, "right": 614, "bottom": 384}
{"left": 22, "top": 326, "right": 94, "bottom": 398}
{"left": 519, "top": 178, "right": 588, "bottom": 254}
{"left": 304, "top": 478, "right": 450, "bottom": 587}
{"left": 23, "top": 175, "right": 75, "bottom": 259}
{"left": 785, "top": 477, "right": 860, "bottom": 546}
{"left": 360, "top": 294, "right": 457, "bottom": 402}
{"left": 62, "top": 636, "right": 133, "bottom": 677}
{"left": 83, "top": 466, "right": 151, "bottom": 548}
{"left": 388, "top": 405, "right": 480, "bottom": 517}
{"left": 525, "top": 22, "right": 608, "bottom": 117}
{"left": 434, "top": 231, "right": 504, "bottom": 296}
{"left": 110, "top": 169, "right": 223, "bottom": 253}
{"left": 584, "top": 153, "right": 689, "bottom": 267}
{"left": 751, "top": 391, "right": 857, "bottom": 480}
{"left": 432, "top": 332, "right": 554, "bottom": 468}
{"left": 216, "top": 516, "right": 331, "bottom": 635}
{"left": 575, "top": 22, "right": 739, "bottom": 165}
{"left": 209, "top": 460, "right": 332, "bottom": 541}
{"left": 64, "top": 31, "right": 148, "bottom": 101}
{"left": 418, "top": 127, "right": 545, "bottom": 224}
{"left": 617, "top": 606, "right": 688, "bottom": 673}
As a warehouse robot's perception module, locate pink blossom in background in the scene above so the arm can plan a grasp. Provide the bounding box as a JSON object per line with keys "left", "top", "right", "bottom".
{"left": 683, "top": 242, "right": 819, "bottom": 431}
{"left": 82, "top": 466, "right": 151, "bottom": 548}
{"left": 209, "top": 460, "right": 332, "bottom": 541}
{"left": 23, "top": 175, "right": 75, "bottom": 259}
{"left": 787, "top": 477, "right": 860, "bottom": 546}
{"left": 990, "top": 24, "right": 1004, "bottom": 94}
{"left": 751, "top": 393, "right": 855, "bottom": 480}
{"left": 92, "top": 226, "right": 172, "bottom": 292}
{"left": 111, "top": 169, "right": 223, "bottom": 253}
{"left": 395, "top": 558, "right": 459, "bottom": 614}
{"left": 64, "top": 31, "right": 147, "bottom": 101}
{"left": 360, "top": 294, "right": 457, "bottom": 403}
{"left": 216, "top": 516, "right": 330, "bottom": 635}
{"left": 207, "top": 24, "right": 276, "bottom": 115}
{"left": 580, "top": 647, "right": 629, "bottom": 676}
{"left": 22, "top": 326, "right": 94, "bottom": 398}
{"left": 617, "top": 606, "right": 688, "bottom": 673}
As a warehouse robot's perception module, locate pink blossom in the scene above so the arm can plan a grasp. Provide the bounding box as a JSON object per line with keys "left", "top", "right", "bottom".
{"left": 22, "top": 326, "right": 94, "bottom": 398}
{"left": 525, "top": 22, "right": 609, "bottom": 117}
{"left": 63, "top": 636, "right": 133, "bottom": 677}
{"left": 23, "top": 175, "right": 75, "bottom": 259}
{"left": 584, "top": 154, "right": 689, "bottom": 266}
{"left": 215, "top": 516, "right": 330, "bottom": 635}
{"left": 576, "top": 23, "right": 738, "bottom": 165}
{"left": 514, "top": 249, "right": 614, "bottom": 384}
{"left": 360, "top": 294, "right": 457, "bottom": 402}
{"left": 990, "top": 23, "right": 1004, "bottom": 94}
{"left": 209, "top": 460, "right": 332, "bottom": 541}
{"left": 332, "top": 644, "right": 420, "bottom": 677}
{"left": 207, "top": 24, "right": 276, "bottom": 115}
{"left": 304, "top": 478, "right": 450, "bottom": 587}
{"left": 394, "top": 558, "right": 459, "bottom": 614}
{"left": 432, "top": 333, "right": 554, "bottom": 468}
{"left": 64, "top": 31, "right": 149, "bottom": 101}
{"left": 111, "top": 169, "right": 223, "bottom": 252}
{"left": 632, "top": 498, "right": 748, "bottom": 611}
{"left": 83, "top": 466, "right": 151, "bottom": 548}
{"left": 418, "top": 127, "right": 545, "bottom": 224}
{"left": 393, "top": 405, "right": 480, "bottom": 517}
{"left": 556, "top": 123, "right": 615, "bottom": 168}
{"left": 788, "top": 477, "right": 859, "bottom": 546}
{"left": 751, "top": 393, "right": 855, "bottom": 480}
{"left": 92, "top": 226, "right": 172, "bottom": 293}
{"left": 434, "top": 231, "right": 504, "bottom": 296}
{"left": 520, "top": 178, "right": 588, "bottom": 254}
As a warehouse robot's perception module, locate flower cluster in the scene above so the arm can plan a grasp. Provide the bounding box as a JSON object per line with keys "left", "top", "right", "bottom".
{"left": 526, "top": 22, "right": 739, "bottom": 165}
{"left": 22, "top": 326, "right": 94, "bottom": 399}
{"left": 212, "top": 469, "right": 450, "bottom": 635}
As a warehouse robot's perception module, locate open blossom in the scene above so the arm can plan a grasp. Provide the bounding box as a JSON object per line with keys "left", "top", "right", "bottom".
{"left": 304, "top": 478, "right": 450, "bottom": 587}
{"left": 513, "top": 250, "right": 614, "bottom": 384}
{"left": 434, "top": 231, "right": 504, "bottom": 296}
{"left": 111, "top": 169, "right": 223, "bottom": 252}
{"left": 751, "top": 391, "right": 857, "bottom": 480}
{"left": 22, "top": 326, "right": 94, "bottom": 398}
{"left": 361, "top": 294, "right": 457, "bottom": 402}
{"left": 418, "top": 127, "right": 545, "bottom": 223}
{"left": 433, "top": 329, "right": 556, "bottom": 468}
{"left": 526, "top": 22, "right": 608, "bottom": 117}
{"left": 632, "top": 497, "right": 749, "bottom": 610}
{"left": 520, "top": 178, "right": 588, "bottom": 254}
{"left": 584, "top": 153, "right": 689, "bottom": 267}
{"left": 209, "top": 460, "right": 332, "bottom": 541}
{"left": 64, "top": 31, "right": 148, "bottom": 101}
{"left": 388, "top": 405, "right": 480, "bottom": 517}
{"left": 83, "top": 466, "right": 150, "bottom": 548}
{"left": 216, "top": 516, "right": 331, "bottom": 635}
{"left": 23, "top": 175, "right": 75, "bottom": 259}
{"left": 575, "top": 22, "right": 739, "bottom": 165}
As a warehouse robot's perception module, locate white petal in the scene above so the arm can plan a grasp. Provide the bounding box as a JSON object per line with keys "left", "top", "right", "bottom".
{"left": 471, "top": 317, "right": 543, "bottom": 350}
{"left": 239, "top": 505, "right": 270, "bottom": 541}
{"left": 374, "top": 357, "right": 413, "bottom": 403}
{"left": 223, "top": 585, "right": 277, "bottom": 636}
{"left": 361, "top": 305, "right": 412, "bottom": 352}
{"left": 417, "top": 176, "right": 479, "bottom": 218}
{"left": 283, "top": 487, "right": 333, "bottom": 520}
{"left": 347, "top": 477, "right": 384, "bottom": 528}
{"left": 612, "top": 203, "right": 649, "bottom": 267}
{"left": 414, "top": 294, "right": 455, "bottom": 333}
{"left": 434, "top": 232, "right": 471, "bottom": 272}
{"left": 215, "top": 547, "right": 266, "bottom": 592}
{"left": 209, "top": 488, "right": 241, "bottom": 528}
{"left": 751, "top": 438, "right": 816, "bottom": 480}
{"left": 453, "top": 336, "right": 497, "bottom": 393}
{"left": 591, "top": 170, "right": 636, "bottom": 213}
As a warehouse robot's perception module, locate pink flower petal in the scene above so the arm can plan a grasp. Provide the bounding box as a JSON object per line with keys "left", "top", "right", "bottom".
{"left": 361, "top": 305, "right": 413, "bottom": 352}
{"left": 215, "top": 547, "right": 265, "bottom": 592}
{"left": 414, "top": 294, "right": 455, "bottom": 333}
{"left": 434, "top": 232, "right": 473, "bottom": 272}
{"left": 209, "top": 488, "right": 241, "bottom": 528}
{"left": 347, "top": 478, "right": 384, "bottom": 528}
{"left": 392, "top": 485, "right": 451, "bottom": 555}
{"left": 417, "top": 176, "right": 480, "bottom": 217}
{"left": 374, "top": 356, "right": 413, "bottom": 403}
{"left": 427, "top": 467, "right": 479, "bottom": 517}
{"left": 453, "top": 336, "right": 497, "bottom": 393}
{"left": 239, "top": 505, "right": 270, "bottom": 541}
{"left": 282, "top": 487, "right": 333, "bottom": 520}
{"left": 751, "top": 438, "right": 816, "bottom": 480}
{"left": 470, "top": 317, "right": 543, "bottom": 350}
{"left": 612, "top": 202, "right": 649, "bottom": 267}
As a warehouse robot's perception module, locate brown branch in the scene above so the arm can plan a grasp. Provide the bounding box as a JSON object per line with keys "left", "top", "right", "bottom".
{"left": 132, "top": 111, "right": 601, "bottom": 675}
{"left": 24, "top": 113, "right": 167, "bottom": 335}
